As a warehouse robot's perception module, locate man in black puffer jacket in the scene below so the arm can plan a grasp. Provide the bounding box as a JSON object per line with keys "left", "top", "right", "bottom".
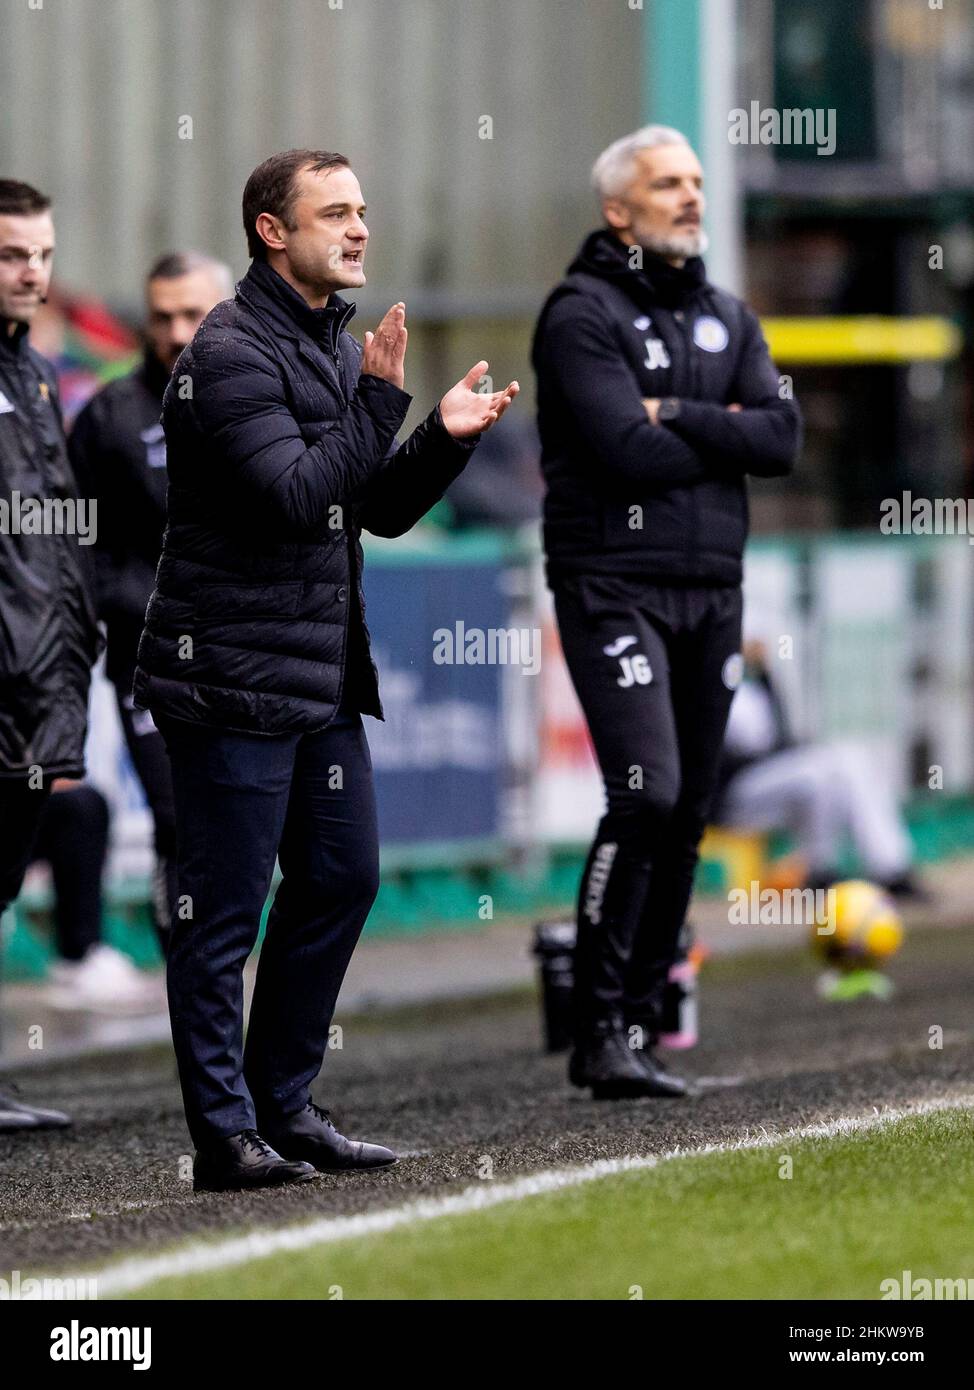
{"left": 134, "top": 149, "right": 517, "bottom": 1192}
{"left": 532, "top": 126, "right": 801, "bottom": 1099}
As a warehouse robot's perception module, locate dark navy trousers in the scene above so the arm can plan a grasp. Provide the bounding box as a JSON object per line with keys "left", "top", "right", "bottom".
{"left": 156, "top": 692, "right": 379, "bottom": 1149}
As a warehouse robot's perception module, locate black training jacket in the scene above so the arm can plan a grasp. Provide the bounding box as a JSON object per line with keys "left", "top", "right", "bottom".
{"left": 532, "top": 229, "right": 802, "bottom": 586}
{"left": 0, "top": 319, "right": 100, "bottom": 778}
{"left": 133, "top": 257, "right": 478, "bottom": 735}
{"left": 68, "top": 350, "right": 169, "bottom": 681}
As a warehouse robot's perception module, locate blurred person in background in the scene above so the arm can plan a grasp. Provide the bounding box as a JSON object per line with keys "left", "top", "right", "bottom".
{"left": 27, "top": 282, "right": 139, "bottom": 428}
{"left": 69, "top": 251, "right": 234, "bottom": 956}
{"left": 532, "top": 126, "right": 802, "bottom": 1100}
{"left": 0, "top": 179, "right": 100, "bottom": 1132}
{"left": 713, "top": 640, "right": 926, "bottom": 899}
{"left": 25, "top": 779, "right": 162, "bottom": 1012}
{"left": 133, "top": 149, "right": 518, "bottom": 1192}
{"left": 444, "top": 414, "right": 543, "bottom": 528}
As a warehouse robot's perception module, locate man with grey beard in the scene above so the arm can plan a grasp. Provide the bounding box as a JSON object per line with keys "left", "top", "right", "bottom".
{"left": 532, "top": 126, "right": 801, "bottom": 1099}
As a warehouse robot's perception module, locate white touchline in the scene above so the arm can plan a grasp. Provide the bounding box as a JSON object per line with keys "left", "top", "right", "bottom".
{"left": 62, "top": 1092, "right": 974, "bottom": 1297}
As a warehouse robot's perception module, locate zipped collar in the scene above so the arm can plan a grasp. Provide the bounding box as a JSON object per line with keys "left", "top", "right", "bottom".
{"left": 237, "top": 257, "right": 357, "bottom": 355}
{"left": 138, "top": 346, "right": 172, "bottom": 400}
{"left": 0, "top": 317, "right": 31, "bottom": 360}
{"left": 568, "top": 228, "right": 709, "bottom": 311}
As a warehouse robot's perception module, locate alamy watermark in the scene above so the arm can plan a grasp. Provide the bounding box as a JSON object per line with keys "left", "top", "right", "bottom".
{"left": 729, "top": 883, "right": 835, "bottom": 931}
{"left": 0, "top": 492, "right": 97, "bottom": 544}
{"left": 432, "top": 621, "right": 541, "bottom": 675}
{"left": 1, "top": 1269, "right": 98, "bottom": 1299}
{"left": 728, "top": 101, "right": 836, "bottom": 157}
{"left": 50, "top": 1320, "right": 151, "bottom": 1369}
{"left": 881, "top": 1269, "right": 973, "bottom": 1300}
{"left": 880, "top": 492, "right": 974, "bottom": 543}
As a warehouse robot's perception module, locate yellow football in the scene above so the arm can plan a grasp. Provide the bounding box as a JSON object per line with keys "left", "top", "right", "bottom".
{"left": 814, "top": 879, "right": 904, "bottom": 966}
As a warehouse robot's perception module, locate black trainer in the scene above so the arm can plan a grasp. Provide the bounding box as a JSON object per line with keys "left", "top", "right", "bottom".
{"left": 261, "top": 1102, "right": 398, "bottom": 1174}
{"left": 192, "top": 1129, "right": 317, "bottom": 1193}
{"left": 0, "top": 1084, "right": 72, "bottom": 1132}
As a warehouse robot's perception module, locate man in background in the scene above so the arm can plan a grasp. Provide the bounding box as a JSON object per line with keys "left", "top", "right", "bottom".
{"left": 714, "top": 639, "right": 925, "bottom": 898}
{"left": 533, "top": 126, "right": 801, "bottom": 1099}
{"left": 0, "top": 179, "right": 100, "bottom": 1131}
{"left": 69, "top": 251, "right": 233, "bottom": 956}
{"left": 27, "top": 778, "right": 162, "bottom": 1013}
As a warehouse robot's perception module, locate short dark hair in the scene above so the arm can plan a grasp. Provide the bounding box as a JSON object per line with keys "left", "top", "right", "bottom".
{"left": 146, "top": 250, "right": 234, "bottom": 295}
{"left": 147, "top": 251, "right": 206, "bottom": 281}
{"left": 242, "top": 149, "right": 350, "bottom": 261}
{"left": 0, "top": 179, "right": 52, "bottom": 218}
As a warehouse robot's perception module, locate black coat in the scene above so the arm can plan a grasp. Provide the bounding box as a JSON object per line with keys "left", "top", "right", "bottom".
{"left": 0, "top": 320, "right": 100, "bottom": 778}
{"left": 133, "top": 257, "right": 478, "bottom": 734}
{"left": 532, "top": 230, "right": 802, "bottom": 586}
{"left": 68, "top": 350, "right": 169, "bottom": 680}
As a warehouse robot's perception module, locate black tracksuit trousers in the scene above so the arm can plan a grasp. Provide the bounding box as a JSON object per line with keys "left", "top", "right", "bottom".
{"left": 551, "top": 575, "right": 743, "bottom": 1040}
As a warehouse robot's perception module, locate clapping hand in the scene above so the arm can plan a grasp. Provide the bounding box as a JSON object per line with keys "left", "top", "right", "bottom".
{"left": 439, "top": 361, "right": 519, "bottom": 439}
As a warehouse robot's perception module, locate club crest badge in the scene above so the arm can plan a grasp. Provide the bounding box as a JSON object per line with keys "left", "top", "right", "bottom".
{"left": 722, "top": 652, "right": 745, "bottom": 690}
{"left": 693, "top": 316, "right": 729, "bottom": 353}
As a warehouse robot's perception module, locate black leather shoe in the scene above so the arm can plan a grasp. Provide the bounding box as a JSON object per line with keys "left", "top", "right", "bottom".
{"left": 623, "top": 1016, "right": 689, "bottom": 1096}
{"left": 627, "top": 1045, "right": 689, "bottom": 1097}
{"left": 262, "top": 1102, "right": 398, "bottom": 1173}
{"left": 570, "top": 1025, "right": 687, "bottom": 1099}
{"left": 192, "top": 1129, "right": 317, "bottom": 1192}
{"left": 0, "top": 1084, "right": 72, "bottom": 1132}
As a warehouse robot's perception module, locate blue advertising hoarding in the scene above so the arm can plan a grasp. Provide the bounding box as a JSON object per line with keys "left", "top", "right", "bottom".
{"left": 363, "top": 558, "right": 508, "bottom": 845}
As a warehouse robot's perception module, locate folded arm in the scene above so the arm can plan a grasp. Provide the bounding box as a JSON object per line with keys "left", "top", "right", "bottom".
{"left": 537, "top": 291, "right": 711, "bottom": 489}
{"left": 661, "top": 308, "right": 802, "bottom": 478}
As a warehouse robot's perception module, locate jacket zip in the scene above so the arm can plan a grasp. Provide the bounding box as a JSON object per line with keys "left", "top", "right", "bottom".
{"left": 672, "top": 306, "right": 700, "bottom": 576}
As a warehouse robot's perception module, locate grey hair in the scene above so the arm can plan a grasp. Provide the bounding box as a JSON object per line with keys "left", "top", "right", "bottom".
{"left": 591, "top": 125, "right": 691, "bottom": 200}
{"left": 146, "top": 251, "right": 234, "bottom": 298}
